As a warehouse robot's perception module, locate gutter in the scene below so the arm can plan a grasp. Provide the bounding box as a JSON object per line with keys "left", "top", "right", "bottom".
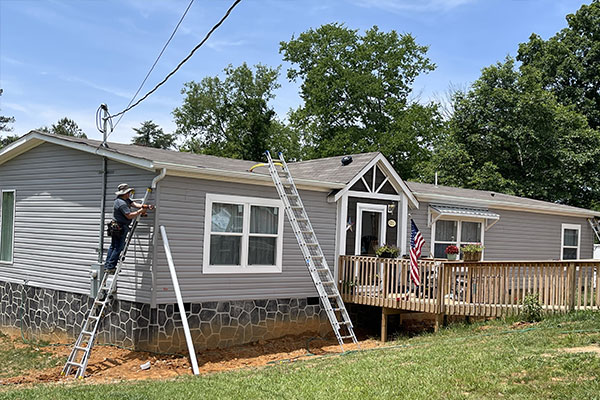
{"left": 414, "top": 192, "right": 600, "bottom": 218}
{"left": 152, "top": 162, "right": 345, "bottom": 190}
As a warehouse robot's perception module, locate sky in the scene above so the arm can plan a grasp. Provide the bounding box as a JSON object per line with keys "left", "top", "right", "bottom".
{"left": 0, "top": 0, "right": 591, "bottom": 144}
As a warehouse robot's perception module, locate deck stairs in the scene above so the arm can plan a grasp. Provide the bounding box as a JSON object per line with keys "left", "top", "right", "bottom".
{"left": 61, "top": 188, "right": 153, "bottom": 379}
{"left": 265, "top": 151, "right": 358, "bottom": 351}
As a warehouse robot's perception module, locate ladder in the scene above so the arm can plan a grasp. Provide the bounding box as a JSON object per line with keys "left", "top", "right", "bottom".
{"left": 265, "top": 151, "right": 358, "bottom": 351}
{"left": 589, "top": 218, "right": 600, "bottom": 243}
{"left": 62, "top": 188, "right": 152, "bottom": 379}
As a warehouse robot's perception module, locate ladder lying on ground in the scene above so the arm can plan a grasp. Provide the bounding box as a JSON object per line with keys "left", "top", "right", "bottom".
{"left": 265, "top": 151, "right": 358, "bottom": 351}
{"left": 62, "top": 188, "right": 152, "bottom": 379}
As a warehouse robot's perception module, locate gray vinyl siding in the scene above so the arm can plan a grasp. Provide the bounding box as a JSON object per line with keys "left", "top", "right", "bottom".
{"left": 0, "top": 142, "right": 155, "bottom": 303}
{"left": 406, "top": 202, "right": 594, "bottom": 260}
{"left": 154, "top": 175, "right": 337, "bottom": 304}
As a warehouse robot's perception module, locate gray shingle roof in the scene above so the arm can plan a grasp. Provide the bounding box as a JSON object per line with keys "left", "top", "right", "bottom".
{"left": 407, "top": 181, "right": 600, "bottom": 217}
{"left": 28, "top": 131, "right": 378, "bottom": 185}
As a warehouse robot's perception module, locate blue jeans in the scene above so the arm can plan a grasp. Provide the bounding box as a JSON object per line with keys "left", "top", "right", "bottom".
{"left": 104, "top": 225, "right": 130, "bottom": 270}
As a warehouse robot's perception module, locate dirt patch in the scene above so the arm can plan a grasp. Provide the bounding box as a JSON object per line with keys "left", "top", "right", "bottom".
{"left": 0, "top": 334, "right": 380, "bottom": 388}
{"left": 559, "top": 345, "right": 600, "bottom": 355}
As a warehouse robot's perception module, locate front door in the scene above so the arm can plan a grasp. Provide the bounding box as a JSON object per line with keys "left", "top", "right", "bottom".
{"left": 355, "top": 203, "right": 387, "bottom": 255}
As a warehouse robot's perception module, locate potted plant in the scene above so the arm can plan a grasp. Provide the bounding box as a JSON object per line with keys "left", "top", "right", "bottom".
{"left": 375, "top": 244, "right": 400, "bottom": 259}
{"left": 461, "top": 243, "right": 484, "bottom": 261}
{"left": 445, "top": 245, "right": 459, "bottom": 261}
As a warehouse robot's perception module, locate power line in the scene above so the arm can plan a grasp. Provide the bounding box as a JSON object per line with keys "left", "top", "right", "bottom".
{"left": 112, "top": 0, "right": 196, "bottom": 131}
{"left": 108, "top": 0, "right": 243, "bottom": 130}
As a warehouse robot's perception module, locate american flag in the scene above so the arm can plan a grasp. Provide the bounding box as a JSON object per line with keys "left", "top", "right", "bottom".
{"left": 410, "top": 219, "right": 424, "bottom": 286}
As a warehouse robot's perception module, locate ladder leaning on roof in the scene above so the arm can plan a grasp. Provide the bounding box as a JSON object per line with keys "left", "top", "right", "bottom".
{"left": 263, "top": 151, "right": 358, "bottom": 351}
{"left": 61, "top": 187, "right": 153, "bottom": 379}
{"left": 589, "top": 218, "right": 600, "bottom": 243}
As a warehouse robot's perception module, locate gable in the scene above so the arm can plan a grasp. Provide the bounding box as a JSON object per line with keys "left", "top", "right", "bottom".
{"left": 331, "top": 154, "right": 419, "bottom": 208}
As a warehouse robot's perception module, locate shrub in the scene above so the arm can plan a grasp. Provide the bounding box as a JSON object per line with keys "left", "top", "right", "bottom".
{"left": 521, "top": 293, "right": 543, "bottom": 322}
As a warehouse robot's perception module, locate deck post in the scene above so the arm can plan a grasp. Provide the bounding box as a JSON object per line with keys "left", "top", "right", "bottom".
{"left": 381, "top": 308, "right": 388, "bottom": 342}
{"left": 434, "top": 313, "right": 444, "bottom": 333}
{"left": 567, "top": 262, "right": 576, "bottom": 311}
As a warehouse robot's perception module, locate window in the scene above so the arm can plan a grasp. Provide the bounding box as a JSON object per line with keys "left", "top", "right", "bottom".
{"left": 203, "top": 194, "right": 284, "bottom": 273}
{"left": 432, "top": 219, "right": 483, "bottom": 259}
{"left": 561, "top": 224, "right": 580, "bottom": 260}
{"left": 0, "top": 190, "right": 15, "bottom": 263}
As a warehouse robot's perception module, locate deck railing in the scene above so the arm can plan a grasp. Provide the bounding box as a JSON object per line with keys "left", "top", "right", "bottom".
{"left": 338, "top": 256, "right": 600, "bottom": 317}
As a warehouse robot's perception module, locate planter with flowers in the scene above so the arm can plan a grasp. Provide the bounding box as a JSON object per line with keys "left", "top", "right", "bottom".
{"left": 375, "top": 244, "right": 400, "bottom": 259}
{"left": 445, "top": 245, "right": 460, "bottom": 261}
{"left": 462, "top": 243, "right": 484, "bottom": 261}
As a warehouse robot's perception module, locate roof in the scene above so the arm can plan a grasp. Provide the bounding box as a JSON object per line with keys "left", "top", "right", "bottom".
{"left": 429, "top": 204, "right": 500, "bottom": 220}
{"left": 408, "top": 181, "right": 600, "bottom": 218}
{"left": 0, "top": 131, "right": 380, "bottom": 189}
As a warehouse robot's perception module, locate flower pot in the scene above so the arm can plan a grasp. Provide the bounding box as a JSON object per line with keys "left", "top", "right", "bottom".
{"left": 446, "top": 253, "right": 458, "bottom": 261}
{"left": 463, "top": 251, "right": 482, "bottom": 262}
{"left": 377, "top": 252, "right": 396, "bottom": 259}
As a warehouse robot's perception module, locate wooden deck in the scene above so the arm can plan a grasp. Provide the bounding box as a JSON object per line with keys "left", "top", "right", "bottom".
{"left": 338, "top": 256, "right": 600, "bottom": 339}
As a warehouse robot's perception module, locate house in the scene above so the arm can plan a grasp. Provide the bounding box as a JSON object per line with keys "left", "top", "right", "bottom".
{"left": 0, "top": 130, "right": 598, "bottom": 351}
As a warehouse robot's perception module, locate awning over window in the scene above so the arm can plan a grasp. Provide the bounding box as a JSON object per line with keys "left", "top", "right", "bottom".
{"left": 428, "top": 204, "right": 500, "bottom": 230}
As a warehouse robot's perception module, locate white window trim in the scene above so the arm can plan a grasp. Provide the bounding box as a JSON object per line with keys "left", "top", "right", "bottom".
{"left": 354, "top": 203, "right": 387, "bottom": 255}
{"left": 203, "top": 193, "right": 284, "bottom": 274}
{"left": 560, "top": 223, "right": 581, "bottom": 260}
{"left": 431, "top": 217, "right": 485, "bottom": 260}
{"left": 0, "top": 189, "right": 16, "bottom": 265}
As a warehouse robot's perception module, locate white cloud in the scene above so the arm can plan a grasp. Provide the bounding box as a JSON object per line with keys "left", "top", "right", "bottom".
{"left": 352, "top": 0, "right": 476, "bottom": 13}
{"left": 206, "top": 39, "right": 247, "bottom": 52}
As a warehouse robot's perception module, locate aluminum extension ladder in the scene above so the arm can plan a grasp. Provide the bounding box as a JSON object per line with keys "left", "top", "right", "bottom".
{"left": 62, "top": 187, "right": 153, "bottom": 379}
{"left": 589, "top": 218, "right": 600, "bottom": 243}
{"left": 265, "top": 151, "right": 358, "bottom": 351}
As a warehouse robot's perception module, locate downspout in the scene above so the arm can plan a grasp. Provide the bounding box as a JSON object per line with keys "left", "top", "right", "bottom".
{"left": 97, "top": 156, "right": 108, "bottom": 267}
{"left": 150, "top": 168, "right": 167, "bottom": 308}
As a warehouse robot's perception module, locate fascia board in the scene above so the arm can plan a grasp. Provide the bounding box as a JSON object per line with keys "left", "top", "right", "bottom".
{"left": 0, "top": 132, "right": 155, "bottom": 171}
{"left": 415, "top": 192, "right": 600, "bottom": 218}
{"left": 154, "top": 162, "right": 344, "bottom": 191}
{"left": 0, "top": 136, "right": 45, "bottom": 165}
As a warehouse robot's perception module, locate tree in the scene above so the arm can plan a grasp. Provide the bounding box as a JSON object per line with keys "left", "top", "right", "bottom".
{"left": 426, "top": 58, "right": 600, "bottom": 209}
{"left": 517, "top": 0, "right": 600, "bottom": 130}
{"left": 173, "top": 63, "right": 301, "bottom": 161}
{"left": 131, "top": 121, "right": 175, "bottom": 149}
{"left": 0, "top": 88, "right": 18, "bottom": 150}
{"left": 279, "top": 23, "right": 441, "bottom": 177}
{"left": 39, "top": 117, "right": 87, "bottom": 138}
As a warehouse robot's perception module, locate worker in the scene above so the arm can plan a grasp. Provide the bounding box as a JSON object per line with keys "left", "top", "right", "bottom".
{"left": 104, "top": 183, "right": 154, "bottom": 273}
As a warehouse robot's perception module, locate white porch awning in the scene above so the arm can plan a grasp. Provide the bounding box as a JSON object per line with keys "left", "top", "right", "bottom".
{"left": 428, "top": 204, "right": 500, "bottom": 230}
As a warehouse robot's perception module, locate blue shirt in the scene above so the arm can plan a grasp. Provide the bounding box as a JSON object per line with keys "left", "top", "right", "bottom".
{"left": 114, "top": 197, "right": 133, "bottom": 226}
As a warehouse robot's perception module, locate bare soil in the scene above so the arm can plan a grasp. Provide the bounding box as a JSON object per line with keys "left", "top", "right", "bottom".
{"left": 0, "top": 334, "right": 381, "bottom": 387}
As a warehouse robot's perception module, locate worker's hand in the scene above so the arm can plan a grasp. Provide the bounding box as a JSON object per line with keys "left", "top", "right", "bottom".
{"left": 142, "top": 204, "right": 155, "bottom": 210}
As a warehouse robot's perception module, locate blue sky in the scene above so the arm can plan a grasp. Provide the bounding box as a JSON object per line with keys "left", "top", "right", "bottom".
{"left": 0, "top": 0, "right": 590, "bottom": 143}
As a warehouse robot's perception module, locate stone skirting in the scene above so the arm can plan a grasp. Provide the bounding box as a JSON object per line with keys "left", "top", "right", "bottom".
{"left": 0, "top": 281, "right": 330, "bottom": 352}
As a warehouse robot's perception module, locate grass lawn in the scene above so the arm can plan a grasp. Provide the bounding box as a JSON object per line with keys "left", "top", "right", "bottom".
{"left": 2, "top": 312, "right": 600, "bottom": 399}
{"left": 0, "top": 332, "right": 62, "bottom": 380}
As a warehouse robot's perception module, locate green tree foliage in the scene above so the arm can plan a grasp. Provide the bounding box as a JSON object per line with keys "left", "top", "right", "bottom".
{"left": 517, "top": 0, "right": 600, "bottom": 130}
{"left": 173, "top": 63, "right": 300, "bottom": 161}
{"left": 279, "top": 23, "right": 442, "bottom": 177}
{"left": 0, "top": 89, "right": 18, "bottom": 150}
{"left": 131, "top": 120, "right": 175, "bottom": 149}
{"left": 39, "top": 117, "right": 87, "bottom": 138}
{"left": 427, "top": 58, "right": 600, "bottom": 209}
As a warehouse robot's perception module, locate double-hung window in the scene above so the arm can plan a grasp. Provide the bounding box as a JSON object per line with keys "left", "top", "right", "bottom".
{"left": 0, "top": 190, "right": 16, "bottom": 263}
{"left": 203, "top": 194, "right": 284, "bottom": 273}
{"left": 561, "top": 224, "right": 580, "bottom": 260}
{"left": 432, "top": 219, "right": 483, "bottom": 259}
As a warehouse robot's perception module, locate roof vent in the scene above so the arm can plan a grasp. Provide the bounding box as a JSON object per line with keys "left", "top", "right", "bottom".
{"left": 341, "top": 156, "right": 353, "bottom": 166}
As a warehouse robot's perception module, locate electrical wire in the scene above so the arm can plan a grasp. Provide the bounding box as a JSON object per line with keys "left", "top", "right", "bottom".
{"left": 112, "top": 0, "right": 196, "bottom": 131}
{"left": 106, "top": 0, "right": 243, "bottom": 140}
